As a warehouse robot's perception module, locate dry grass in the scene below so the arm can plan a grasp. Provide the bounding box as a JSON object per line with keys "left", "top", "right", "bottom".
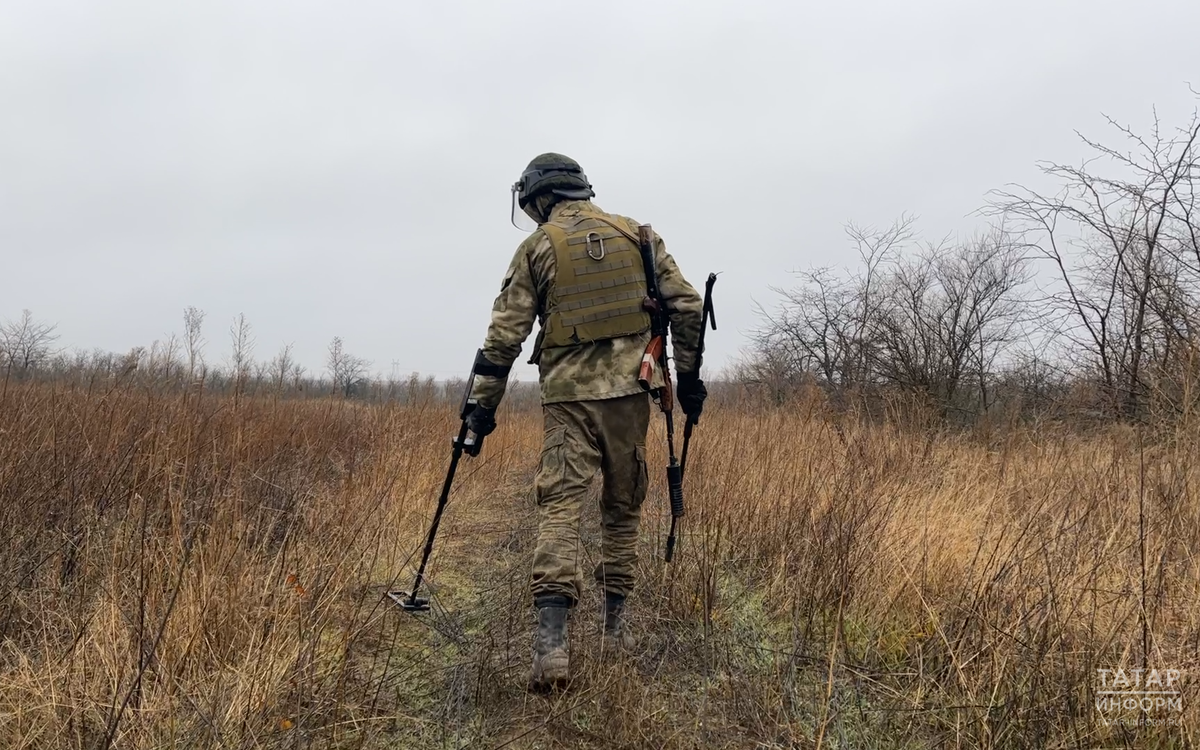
{"left": 1, "top": 377, "right": 1197, "bottom": 749}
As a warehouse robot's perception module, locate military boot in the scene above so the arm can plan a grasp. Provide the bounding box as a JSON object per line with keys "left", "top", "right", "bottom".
{"left": 602, "top": 591, "right": 636, "bottom": 650}
{"left": 529, "top": 595, "right": 570, "bottom": 691}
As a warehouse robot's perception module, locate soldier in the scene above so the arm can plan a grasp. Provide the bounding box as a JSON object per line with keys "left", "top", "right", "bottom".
{"left": 465, "top": 153, "right": 707, "bottom": 690}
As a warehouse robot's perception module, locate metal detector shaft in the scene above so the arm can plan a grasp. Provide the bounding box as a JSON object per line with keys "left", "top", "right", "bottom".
{"left": 390, "top": 349, "right": 491, "bottom": 613}
{"left": 397, "top": 420, "right": 471, "bottom": 611}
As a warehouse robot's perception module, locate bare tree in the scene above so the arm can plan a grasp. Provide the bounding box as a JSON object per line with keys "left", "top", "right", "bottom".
{"left": 991, "top": 106, "right": 1200, "bottom": 417}
{"left": 183, "top": 306, "right": 206, "bottom": 383}
{"left": 290, "top": 363, "right": 307, "bottom": 392}
{"left": 868, "top": 230, "right": 1030, "bottom": 414}
{"left": 728, "top": 347, "right": 807, "bottom": 404}
{"left": 754, "top": 217, "right": 914, "bottom": 389}
{"left": 148, "top": 335, "right": 182, "bottom": 382}
{"left": 753, "top": 221, "right": 1029, "bottom": 416}
{"left": 228, "top": 313, "right": 255, "bottom": 401}
{"left": 1, "top": 310, "right": 59, "bottom": 375}
{"left": 327, "top": 337, "right": 370, "bottom": 398}
{"left": 118, "top": 347, "right": 144, "bottom": 378}
{"left": 270, "top": 343, "right": 295, "bottom": 394}
{"left": 755, "top": 267, "right": 858, "bottom": 385}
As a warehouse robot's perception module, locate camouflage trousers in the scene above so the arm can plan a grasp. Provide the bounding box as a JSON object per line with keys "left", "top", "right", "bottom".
{"left": 531, "top": 392, "right": 650, "bottom": 603}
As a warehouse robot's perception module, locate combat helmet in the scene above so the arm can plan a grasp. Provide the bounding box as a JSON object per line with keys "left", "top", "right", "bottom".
{"left": 511, "top": 153, "right": 595, "bottom": 227}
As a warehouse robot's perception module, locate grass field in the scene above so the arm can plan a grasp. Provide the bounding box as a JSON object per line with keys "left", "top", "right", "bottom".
{"left": 1, "top": 378, "right": 1197, "bottom": 748}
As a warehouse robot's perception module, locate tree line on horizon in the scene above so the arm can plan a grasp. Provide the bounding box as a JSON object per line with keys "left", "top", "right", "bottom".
{"left": 5, "top": 97, "right": 1199, "bottom": 426}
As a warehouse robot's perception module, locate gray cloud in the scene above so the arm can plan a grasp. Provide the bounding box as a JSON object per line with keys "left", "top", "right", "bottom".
{"left": 2, "top": 0, "right": 1197, "bottom": 380}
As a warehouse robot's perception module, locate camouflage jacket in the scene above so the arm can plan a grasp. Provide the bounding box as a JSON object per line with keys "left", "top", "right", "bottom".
{"left": 473, "top": 200, "right": 704, "bottom": 407}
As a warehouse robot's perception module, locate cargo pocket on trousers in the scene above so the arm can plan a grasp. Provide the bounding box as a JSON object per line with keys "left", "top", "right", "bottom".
{"left": 534, "top": 425, "right": 568, "bottom": 505}
{"left": 631, "top": 444, "right": 648, "bottom": 510}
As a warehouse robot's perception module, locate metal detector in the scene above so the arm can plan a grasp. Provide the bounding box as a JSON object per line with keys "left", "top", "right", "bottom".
{"left": 387, "top": 350, "right": 491, "bottom": 613}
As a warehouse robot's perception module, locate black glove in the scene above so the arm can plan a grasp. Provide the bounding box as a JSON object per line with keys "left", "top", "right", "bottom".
{"left": 675, "top": 371, "right": 707, "bottom": 423}
{"left": 466, "top": 405, "right": 497, "bottom": 438}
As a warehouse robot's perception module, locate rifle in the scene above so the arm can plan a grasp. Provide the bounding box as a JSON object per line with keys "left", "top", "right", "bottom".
{"left": 679, "top": 273, "right": 717, "bottom": 481}
{"left": 387, "top": 350, "right": 490, "bottom": 613}
{"left": 634, "top": 224, "right": 685, "bottom": 563}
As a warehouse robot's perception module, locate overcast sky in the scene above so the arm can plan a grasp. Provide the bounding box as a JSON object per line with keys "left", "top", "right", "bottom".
{"left": 2, "top": 1, "right": 1197, "bottom": 382}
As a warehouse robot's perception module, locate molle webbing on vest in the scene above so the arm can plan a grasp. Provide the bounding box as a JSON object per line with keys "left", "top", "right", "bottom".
{"left": 539, "top": 211, "right": 652, "bottom": 348}
{"left": 561, "top": 303, "right": 646, "bottom": 328}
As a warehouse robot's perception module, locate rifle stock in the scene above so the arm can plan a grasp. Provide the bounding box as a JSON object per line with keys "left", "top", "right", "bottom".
{"left": 637, "top": 335, "right": 663, "bottom": 392}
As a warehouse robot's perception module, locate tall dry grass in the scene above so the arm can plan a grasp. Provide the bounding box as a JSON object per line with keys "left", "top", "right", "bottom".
{"left": 1, "top": 376, "right": 1196, "bottom": 748}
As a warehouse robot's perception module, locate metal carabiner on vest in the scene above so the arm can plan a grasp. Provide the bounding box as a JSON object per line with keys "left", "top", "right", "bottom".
{"left": 585, "top": 232, "right": 606, "bottom": 261}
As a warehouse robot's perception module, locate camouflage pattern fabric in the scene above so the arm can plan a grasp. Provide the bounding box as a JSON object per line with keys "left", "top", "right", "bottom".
{"left": 530, "top": 392, "right": 650, "bottom": 601}
{"left": 473, "top": 200, "right": 704, "bottom": 407}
